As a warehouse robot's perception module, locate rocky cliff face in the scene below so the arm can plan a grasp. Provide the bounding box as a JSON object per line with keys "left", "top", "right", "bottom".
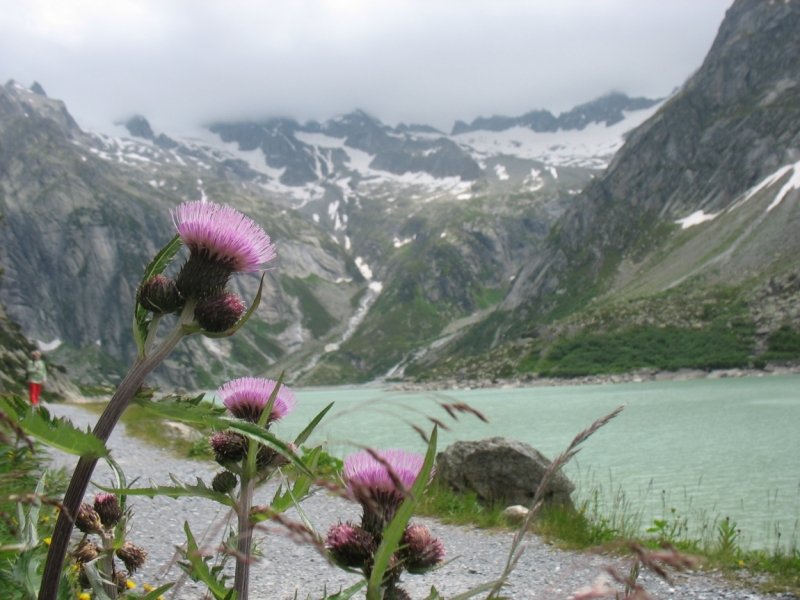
{"left": 419, "top": 0, "right": 800, "bottom": 377}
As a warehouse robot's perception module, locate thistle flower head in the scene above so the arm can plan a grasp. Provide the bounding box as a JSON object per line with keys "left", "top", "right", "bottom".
{"left": 400, "top": 524, "right": 445, "bottom": 573}
{"left": 344, "top": 449, "right": 427, "bottom": 496}
{"left": 325, "top": 522, "right": 375, "bottom": 569}
{"left": 194, "top": 292, "right": 246, "bottom": 332}
{"left": 93, "top": 493, "right": 122, "bottom": 528}
{"left": 211, "top": 470, "right": 238, "bottom": 494}
{"left": 172, "top": 201, "right": 275, "bottom": 299}
{"left": 209, "top": 430, "right": 247, "bottom": 464}
{"left": 71, "top": 540, "right": 99, "bottom": 564}
{"left": 218, "top": 377, "right": 297, "bottom": 425}
{"left": 116, "top": 541, "right": 147, "bottom": 574}
{"left": 344, "top": 449, "right": 429, "bottom": 535}
{"left": 75, "top": 502, "right": 102, "bottom": 534}
{"left": 137, "top": 274, "right": 182, "bottom": 315}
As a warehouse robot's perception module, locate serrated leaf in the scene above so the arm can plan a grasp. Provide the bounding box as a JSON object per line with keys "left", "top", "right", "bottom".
{"left": 178, "top": 522, "right": 233, "bottom": 600}
{"left": 182, "top": 274, "right": 265, "bottom": 338}
{"left": 367, "top": 426, "right": 437, "bottom": 600}
{"left": 82, "top": 560, "right": 114, "bottom": 600}
{"left": 294, "top": 402, "right": 334, "bottom": 446}
{"left": 269, "top": 446, "right": 321, "bottom": 515}
{"left": 96, "top": 474, "right": 235, "bottom": 507}
{"left": 133, "top": 393, "right": 225, "bottom": 426}
{"left": 1, "top": 399, "right": 108, "bottom": 458}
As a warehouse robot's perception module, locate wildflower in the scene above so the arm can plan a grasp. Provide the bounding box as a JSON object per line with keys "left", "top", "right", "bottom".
{"left": 194, "top": 292, "right": 246, "bottom": 332}
{"left": 137, "top": 274, "right": 182, "bottom": 314}
{"left": 116, "top": 541, "right": 147, "bottom": 574}
{"left": 93, "top": 493, "right": 122, "bottom": 527}
{"left": 43, "top": 537, "right": 51, "bottom": 546}
{"left": 78, "top": 593, "right": 91, "bottom": 600}
{"left": 210, "top": 430, "right": 247, "bottom": 464}
{"left": 72, "top": 540, "right": 99, "bottom": 564}
{"left": 399, "top": 524, "right": 445, "bottom": 573}
{"left": 143, "top": 584, "right": 155, "bottom": 592}
{"left": 218, "top": 377, "right": 297, "bottom": 425}
{"left": 211, "top": 470, "right": 238, "bottom": 494}
{"left": 172, "top": 200, "right": 275, "bottom": 299}
{"left": 126, "top": 579, "right": 136, "bottom": 589}
{"left": 75, "top": 503, "right": 102, "bottom": 534}
{"left": 325, "top": 522, "right": 375, "bottom": 569}
{"left": 344, "top": 449, "right": 428, "bottom": 534}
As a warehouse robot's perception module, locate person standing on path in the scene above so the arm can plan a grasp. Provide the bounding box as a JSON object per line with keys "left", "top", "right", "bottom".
{"left": 26, "top": 350, "right": 47, "bottom": 406}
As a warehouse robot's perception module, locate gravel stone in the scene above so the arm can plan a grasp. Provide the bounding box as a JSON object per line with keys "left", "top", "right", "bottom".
{"left": 44, "top": 403, "right": 789, "bottom": 600}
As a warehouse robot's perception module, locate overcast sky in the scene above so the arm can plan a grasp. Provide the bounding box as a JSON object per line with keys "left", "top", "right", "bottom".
{"left": 0, "top": 0, "right": 732, "bottom": 135}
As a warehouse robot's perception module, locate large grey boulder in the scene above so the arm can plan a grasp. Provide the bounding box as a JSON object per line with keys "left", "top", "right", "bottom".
{"left": 436, "top": 437, "right": 574, "bottom": 508}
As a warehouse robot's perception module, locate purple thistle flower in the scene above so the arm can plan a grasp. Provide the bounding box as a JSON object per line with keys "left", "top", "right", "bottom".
{"left": 343, "top": 449, "right": 430, "bottom": 536}
{"left": 400, "top": 524, "right": 445, "bottom": 573}
{"left": 344, "top": 449, "right": 426, "bottom": 495}
{"left": 172, "top": 200, "right": 275, "bottom": 273}
{"left": 194, "top": 292, "right": 246, "bottom": 332}
{"left": 325, "top": 522, "right": 375, "bottom": 569}
{"left": 171, "top": 200, "right": 276, "bottom": 299}
{"left": 218, "top": 377, "right": 297, "bottom": 425}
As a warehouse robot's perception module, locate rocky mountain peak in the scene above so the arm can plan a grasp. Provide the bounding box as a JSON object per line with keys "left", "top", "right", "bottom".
{"left": 0, "top": 80, "right": 81, "bottom": 136}
{"left": 123, "top": 115, "right": 155, "bottom": 140}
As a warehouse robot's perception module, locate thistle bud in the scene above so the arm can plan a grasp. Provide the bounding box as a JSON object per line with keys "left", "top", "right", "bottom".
{"left": 210, "top": 430, "right": 247, "bottom": 464}
{"left": 94, "top": 493, "right": 122, "bottom": 528}
{"left": 211, "top": 470, "right": 238, "bottom": 494}
{"left": 137, "top": 274, "right": 182, "bottom": 314}
{"left": 116, "top": 541, "right": 147, "bottom": 574}
{"left": 72, "top": 540, "right": 100, "bottom": 564}
{"left": 113, "top": 571, "right": 128, "bottom": 594}
{"left": 325, "top": 522, "right": 375, "bottom": 569}
{"left": 194, "top": 292, "right": 246, "bottom": 332}
{"left": 399, "top": 524, "right": 445, "bottom": 573}
{"left": 75, "top": 503, "right": 102, "bottom": 534}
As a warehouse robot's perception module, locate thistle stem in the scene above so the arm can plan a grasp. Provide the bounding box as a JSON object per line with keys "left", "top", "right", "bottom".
{"left": 101, "top": 533, "right": 117, "bottom": 599}
{"left": 233, "top": 473, "right": 255, "bottom": 600}
{"left": 38, "top": 301, "right": 196, "bottom": 600}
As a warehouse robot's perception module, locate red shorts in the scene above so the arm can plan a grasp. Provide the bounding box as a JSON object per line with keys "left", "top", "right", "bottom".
{"left": 28, "top": 382, "right": 42, "bottom": 406}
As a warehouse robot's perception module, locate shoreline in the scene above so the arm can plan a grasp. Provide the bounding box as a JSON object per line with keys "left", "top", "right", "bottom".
{"left": 386, "top": 363, "right": 800, "bottom": 392}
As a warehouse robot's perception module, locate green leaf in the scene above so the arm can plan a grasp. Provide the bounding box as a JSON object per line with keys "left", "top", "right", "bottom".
{"left": 132, "top": 393, "right": 225, "bottom": 426}
{"left": 129, "top": 582, "right": 175, "bottom": 600}
{"left": 446, "top": 580, "right": 507, "bottom": 600}
{"left": 367, "top": 426, "right": 437, "bottom": 600}
{"left": 0, "top": 398, "right": 108, "bottom": 458}
{"left": 268, "top": 446, "right": 321, "bottom": 515}
{"left": 81, "top": 560, "right": 114, "bottom": 600}
{"left": 294, "top": 402, "right": 334, "bottom": 446}
{"left": 178, "top": 522, "right": 234, "bottom": 600}
{"left": 221, "top": 419, "right": 313, "bottom": 478}
{"left": 325, "top": 580, "right": 367, "bottom": 600}
{"left": 182, "top": 274, "right": 265, "bottom": 338}
{"left": 134, "top": 234, "right": 183, "bottom": 355}
{"left": 97, "top": 474, "right": 235, "bottom": 507}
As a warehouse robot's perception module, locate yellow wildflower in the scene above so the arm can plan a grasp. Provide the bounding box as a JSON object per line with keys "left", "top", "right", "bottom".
{"left": 41, "top": 516, "right": 50, "bottom": 522}
{"left": 43, "top": 537, "right": 52, "bottom": 546}
{"left": 738, "top": 560, "right": 745, "bottom": 567}
{"left": 78, "top": 593, "right": 91, "bottom": 600}
{"left": 143, "top": 584, "right": 155, "bottom": 592}
{"left": 126, "top": 579, "right": 136, "bottom": 589}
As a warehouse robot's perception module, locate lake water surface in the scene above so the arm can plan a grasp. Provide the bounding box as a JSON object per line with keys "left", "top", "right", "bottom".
{"left": 273, "top": 375, "right": 800, "bottom": 549}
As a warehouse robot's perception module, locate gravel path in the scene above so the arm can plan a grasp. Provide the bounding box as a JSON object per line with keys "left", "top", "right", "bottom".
{"left": 43, "top": 402, "right": 788, "bottom": 600}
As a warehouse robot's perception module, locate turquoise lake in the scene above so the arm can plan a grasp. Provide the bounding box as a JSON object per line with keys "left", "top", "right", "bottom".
{"left": 271, "top": 375, "right": 800, "bottom": 550}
